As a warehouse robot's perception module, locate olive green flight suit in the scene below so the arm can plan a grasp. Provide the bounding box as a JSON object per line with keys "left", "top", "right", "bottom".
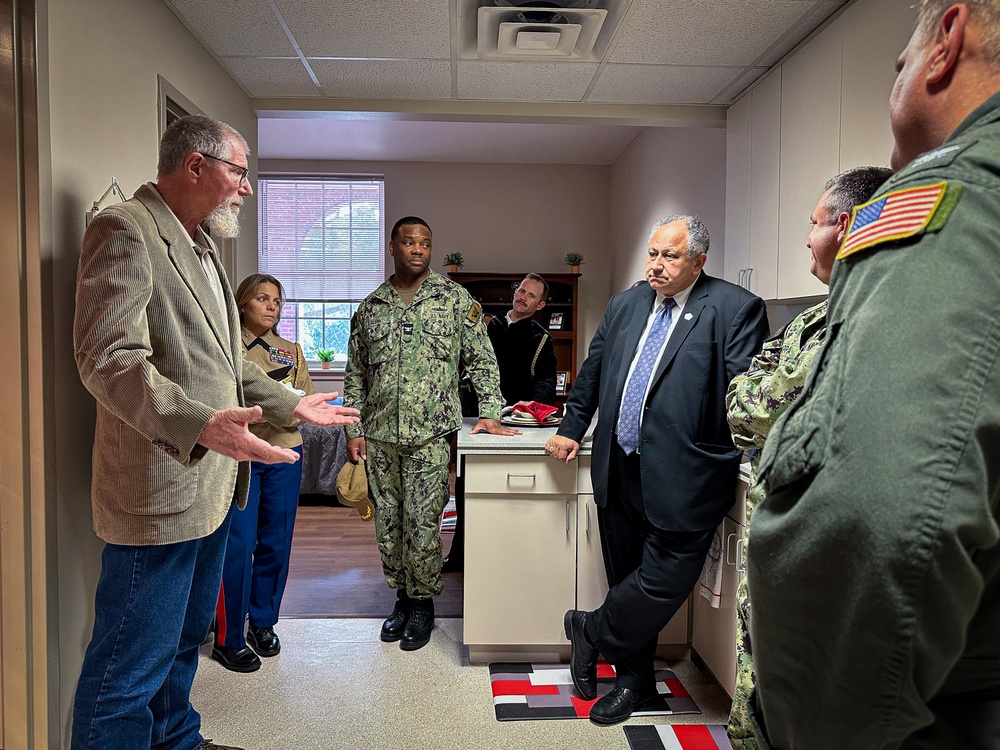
{"left": 748, "top": 92, "right": 1000, "bottom": 749}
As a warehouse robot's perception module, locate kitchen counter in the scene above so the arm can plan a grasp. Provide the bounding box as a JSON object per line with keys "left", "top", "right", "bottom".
{"left": 456, "top": 416, "right": 594, "bottom": 462}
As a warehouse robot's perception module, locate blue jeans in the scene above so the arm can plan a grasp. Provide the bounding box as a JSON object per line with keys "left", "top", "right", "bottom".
{"left": 71, "top": 504, "right": 234, "bottom": 750}
{"left": 216, "top": 448, "right": 302, "bottom": 647}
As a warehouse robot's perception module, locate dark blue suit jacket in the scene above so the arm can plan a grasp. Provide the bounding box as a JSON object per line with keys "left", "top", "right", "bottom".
{"left": 558, "top": 273, "right": 768, "bottom": 531}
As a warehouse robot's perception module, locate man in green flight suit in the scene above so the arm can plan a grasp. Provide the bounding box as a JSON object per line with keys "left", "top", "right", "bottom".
{"left": 724, "top": 165, "right": 891, "bottom": 749}
{"left": 748, "top": 2, "right": 1000, "bottom": 748}
{"left": 344, "top": 216, "right": 518, "bottom": 651}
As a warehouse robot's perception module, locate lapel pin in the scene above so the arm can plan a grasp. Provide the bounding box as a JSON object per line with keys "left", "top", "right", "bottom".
{"left": 684, "top": 312, "right": 693, "bottom": 320}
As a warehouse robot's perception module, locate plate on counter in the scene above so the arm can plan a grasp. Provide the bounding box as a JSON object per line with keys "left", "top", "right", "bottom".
{"left": 501, "top": 415, "right": 561, "bottom": 427}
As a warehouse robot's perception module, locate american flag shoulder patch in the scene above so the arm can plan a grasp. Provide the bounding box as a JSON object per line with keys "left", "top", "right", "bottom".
{"left": 837, "top": 181, "right": 958, "bottom": 260}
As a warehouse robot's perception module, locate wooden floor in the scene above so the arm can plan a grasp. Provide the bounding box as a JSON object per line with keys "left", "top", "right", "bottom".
{"left": 281, "top": 496, "right": 462, "bottom": 618}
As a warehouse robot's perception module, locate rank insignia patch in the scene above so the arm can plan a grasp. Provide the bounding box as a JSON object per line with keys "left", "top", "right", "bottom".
{"left": 269, "top": 346, "right": 295, "bottom": 366}
{"left": 465, "top": 301, "right": 483, "bottom": 327}
{"left": 838, "top": 181, "right": 956, "bottom": 260}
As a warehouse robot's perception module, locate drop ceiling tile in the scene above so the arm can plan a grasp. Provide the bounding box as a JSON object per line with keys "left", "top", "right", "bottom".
{"left": 588, "top": 64, "right": 743, "bottom": 105}
{"left": 164, "top": 0, "right": 295, "bottom": 57}
{"left": 310, "top": 59, "right": 452, "bottom": 100}
{"left": 275, "top": 0, "right": 451, "bottom": 58}
{"left": 223, "top": 57, "right": 321, "bottom": 98}
{"left": 457, "top": 61, "right": 599, "bottom": 101}
{"left": 608, "top": 0, "right": 820, "bottom": 67}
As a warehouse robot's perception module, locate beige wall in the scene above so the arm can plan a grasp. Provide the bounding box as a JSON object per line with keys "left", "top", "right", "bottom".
{"left": 608, "top": 127, "right": 728, "bottom": 298}
{"left": 38, "top": 0, "right": 254, "bottom": 743}
{"left": 260, "top": 159, "right": 612, "bottom": 365}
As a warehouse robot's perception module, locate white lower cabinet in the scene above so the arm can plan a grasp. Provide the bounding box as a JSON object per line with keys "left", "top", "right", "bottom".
{"left": 464, "top": 453, "right": 688, "bottom": 662}
{"left": 691, "top": 477, "right": 748, "bottom": 697}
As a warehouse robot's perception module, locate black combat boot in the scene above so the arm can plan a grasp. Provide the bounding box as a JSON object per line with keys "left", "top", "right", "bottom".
{"left": 380, "top": 590, "right": 411, "bottom": 642}
{"left": 400, "top": 597, "right": 435, "bottom": 651}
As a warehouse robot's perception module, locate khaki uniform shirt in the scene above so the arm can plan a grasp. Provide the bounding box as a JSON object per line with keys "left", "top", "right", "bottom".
{"left": 241, "top": 328, "right": 314, "bottom": 449}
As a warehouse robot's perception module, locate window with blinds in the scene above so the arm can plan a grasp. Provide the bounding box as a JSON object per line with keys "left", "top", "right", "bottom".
{"left": 258, "top": 176, "right": 385, "bottom": 367}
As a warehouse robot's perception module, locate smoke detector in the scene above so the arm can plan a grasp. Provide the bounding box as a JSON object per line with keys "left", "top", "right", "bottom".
{"left": 477, "top": 1, "right": 608, "bottom": 60}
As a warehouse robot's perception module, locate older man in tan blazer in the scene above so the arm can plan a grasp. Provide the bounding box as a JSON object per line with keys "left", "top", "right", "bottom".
{"left": 71, "top": 115, "right": 359, "bottom": 750}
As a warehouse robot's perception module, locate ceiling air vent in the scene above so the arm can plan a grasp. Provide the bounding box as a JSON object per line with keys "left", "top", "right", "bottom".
{"left": 477, "top": 1, "right": 608, "bottom": 60}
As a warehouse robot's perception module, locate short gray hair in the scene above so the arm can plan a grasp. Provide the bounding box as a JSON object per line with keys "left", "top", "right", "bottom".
{"left": 916, "top": 0, "right": 1000, "bottom": 67}
{"left": 822, "top": 166, "right": 894, "bottom": 217}
{"left": 648, "top": 214, "right": 710, "bottom": 259}
{"left": 156, "top": 115, "right": 249, "bottom": 178}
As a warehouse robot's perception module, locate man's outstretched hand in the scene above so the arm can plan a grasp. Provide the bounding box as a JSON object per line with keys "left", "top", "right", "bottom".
{"left": 198, "top": 406, "right": 301, "bottom": 463}
{"left": 292, "top": 391, "right": 361, "bottom": 427}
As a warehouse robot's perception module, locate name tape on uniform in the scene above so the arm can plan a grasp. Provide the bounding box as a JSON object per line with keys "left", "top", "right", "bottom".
{"left": 838, "top": 181, "right": 959, "bottom": 260}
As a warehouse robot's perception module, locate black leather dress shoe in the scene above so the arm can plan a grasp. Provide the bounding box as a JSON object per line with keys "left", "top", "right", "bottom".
{"left": 199, "top": 740, "right": 245, "bottom": 750}
{"left": 211, "top": 644, "right": 261, "bottom": 673}
{"left": 247, "top": 625, "right": 280, "bottom": 657}
{"left": 589, "top": 685, "right": 659, "bottom": 725}
{"left": 563, "top": 609, "right": 597, "bottom": 700}
{"left": 400, "top": 598, "right": 434, "bottom": 651}
{"left": 380, "top": 591, "right": 411, "bottom": 642}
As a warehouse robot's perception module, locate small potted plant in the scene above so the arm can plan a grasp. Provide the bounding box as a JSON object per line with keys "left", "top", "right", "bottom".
{"left": 564, "top": 252, "right": 585, "bottom": 274}
{"left": 316, "top": 348, "right": 335, "bottom": 370}
{"left": 443, "top": 252, "right": 464, "bottom": 274}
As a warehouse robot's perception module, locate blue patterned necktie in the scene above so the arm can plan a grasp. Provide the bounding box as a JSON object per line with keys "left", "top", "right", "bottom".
{"left": 617, "top": 298, "right": 674, "bottom": 454}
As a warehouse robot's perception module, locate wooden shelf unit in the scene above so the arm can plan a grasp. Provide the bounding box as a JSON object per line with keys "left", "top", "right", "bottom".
{"left": 448, "top": 271, "right": 581, "bottom": 397}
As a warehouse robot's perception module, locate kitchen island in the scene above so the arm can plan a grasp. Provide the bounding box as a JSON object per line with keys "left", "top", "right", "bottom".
{"left": 456, "top": 418, "right": 689, "bottom": 664}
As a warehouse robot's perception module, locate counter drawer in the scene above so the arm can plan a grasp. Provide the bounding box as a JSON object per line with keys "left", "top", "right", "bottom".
{"left": 465, "top": 455, "right": 576, "bottom": 495}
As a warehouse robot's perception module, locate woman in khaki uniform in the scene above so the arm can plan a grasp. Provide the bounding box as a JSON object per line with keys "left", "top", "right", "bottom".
{"left": 213, "top": 274, "right": 314, "bottom": 672}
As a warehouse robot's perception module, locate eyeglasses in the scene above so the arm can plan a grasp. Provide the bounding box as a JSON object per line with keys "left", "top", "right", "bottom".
{"left": 199, "top": 152, "right": 250, "bottom": 186}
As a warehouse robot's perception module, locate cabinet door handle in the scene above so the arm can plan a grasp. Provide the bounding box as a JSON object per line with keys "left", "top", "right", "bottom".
{"left": 585, "top": 503, "right": 591, "bottom": 536}
{"left": 725, "top": 532, "right": 739, "bottom": 566}
{"left": 737, "top": 268, "right": 746, "bottom": 288}
{"left": 746, "top": 267, "right": 754, "bottom": 291}
{"left": 506, "top": 473, "right": 536, "bottom": 484}
{"left": 566, "top": 501, "right": 572, "bottom": 533}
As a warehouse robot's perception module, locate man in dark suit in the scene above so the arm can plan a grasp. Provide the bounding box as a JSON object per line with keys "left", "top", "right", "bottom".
{"left": 545, "top": 214, "right": 768, "bottom": 725}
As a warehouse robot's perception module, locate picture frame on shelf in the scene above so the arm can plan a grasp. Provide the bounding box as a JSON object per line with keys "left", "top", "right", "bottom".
{"left": 555, "top": 371, "right": 568, "bottom": 394}
{"left": 548, "top": 312, "right": 564, "bottom": 330}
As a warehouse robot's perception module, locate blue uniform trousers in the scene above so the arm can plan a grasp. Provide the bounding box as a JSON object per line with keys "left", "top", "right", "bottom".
{"left": 216, "top": 447, "right": 302, "bottom": 648}
{"left": 71, "top": 503, "right": 234, "bottom": 750}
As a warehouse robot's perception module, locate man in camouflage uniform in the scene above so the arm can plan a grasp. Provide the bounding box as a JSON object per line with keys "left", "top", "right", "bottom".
{"left": 344, "top": 216, "right": 517, "bottom": 651}
{"left": 724, "top": 166, "right": 891, "bottom": 749}
{"left": 748, "top": 3, "right": 1000, "bottom": 748}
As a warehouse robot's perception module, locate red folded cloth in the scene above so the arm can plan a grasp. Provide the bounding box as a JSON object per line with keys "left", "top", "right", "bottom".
{"left": 511, "top": 401, "right": 558, "bottom": 423}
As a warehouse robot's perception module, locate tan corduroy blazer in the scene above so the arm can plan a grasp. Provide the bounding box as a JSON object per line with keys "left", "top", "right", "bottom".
{"left": 74, "top": 184, "right": 300, "bottom": 546}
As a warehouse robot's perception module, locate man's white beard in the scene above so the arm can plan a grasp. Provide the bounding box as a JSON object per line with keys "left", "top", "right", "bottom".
{"left": 206, "top": 202, "right": 241, "bottom": 238}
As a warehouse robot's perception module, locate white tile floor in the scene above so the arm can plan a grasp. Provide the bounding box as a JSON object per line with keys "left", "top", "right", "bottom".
{"left": 192, "top": 618, "right": 731, "bottom": 750}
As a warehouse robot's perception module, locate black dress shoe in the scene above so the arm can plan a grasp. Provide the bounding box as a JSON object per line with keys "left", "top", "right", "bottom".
{"left": 400, "top": 597, "right": 434, "bottom": 651}
{"left": 380, "top": 591, "right": 411, "bottom": 642}
{"left": 563, "top": 609, "right": 598, "bottom": 700}
{"left": 247, "top": 625, "right": 280, "bottom": 657}
{"left": 211, "top": 644, "right": 261, "bottom": 673}
{"left": 589, "top": 685, "right": 659, "bottom": 725}
{"left": 199, "top": 740, "right": 245, "bottom": 749}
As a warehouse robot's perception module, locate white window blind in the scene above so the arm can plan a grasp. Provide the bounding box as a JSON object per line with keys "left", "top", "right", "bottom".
{"left": 258, "top": 177, "right": 384, "bottom": 300}
{"left": 258, "top": 176, "right": 385, "bottom": 365}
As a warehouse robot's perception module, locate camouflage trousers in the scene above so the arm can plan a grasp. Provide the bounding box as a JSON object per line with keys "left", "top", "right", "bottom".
{"left": 367, "top": 437, "right": 450, "bottom": 599}
{"left": 727, "top": 570, "right": 758, "bottom": 750}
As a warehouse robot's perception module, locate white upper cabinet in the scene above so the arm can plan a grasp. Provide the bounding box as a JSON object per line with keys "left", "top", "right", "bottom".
{"left": 748, "top": 68, "right": 781, "bottom": 300}
{"left": 838, "top": 0, "right": 917, "bottom": 170}
{"left": 777, "top": 23, "right": 842, "bottom": 299}
{"left": 723, "top": 0, "right": 918, "bottom": 301}
{"left": 724, "top": 94, "right": 751, "bottom": 286}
